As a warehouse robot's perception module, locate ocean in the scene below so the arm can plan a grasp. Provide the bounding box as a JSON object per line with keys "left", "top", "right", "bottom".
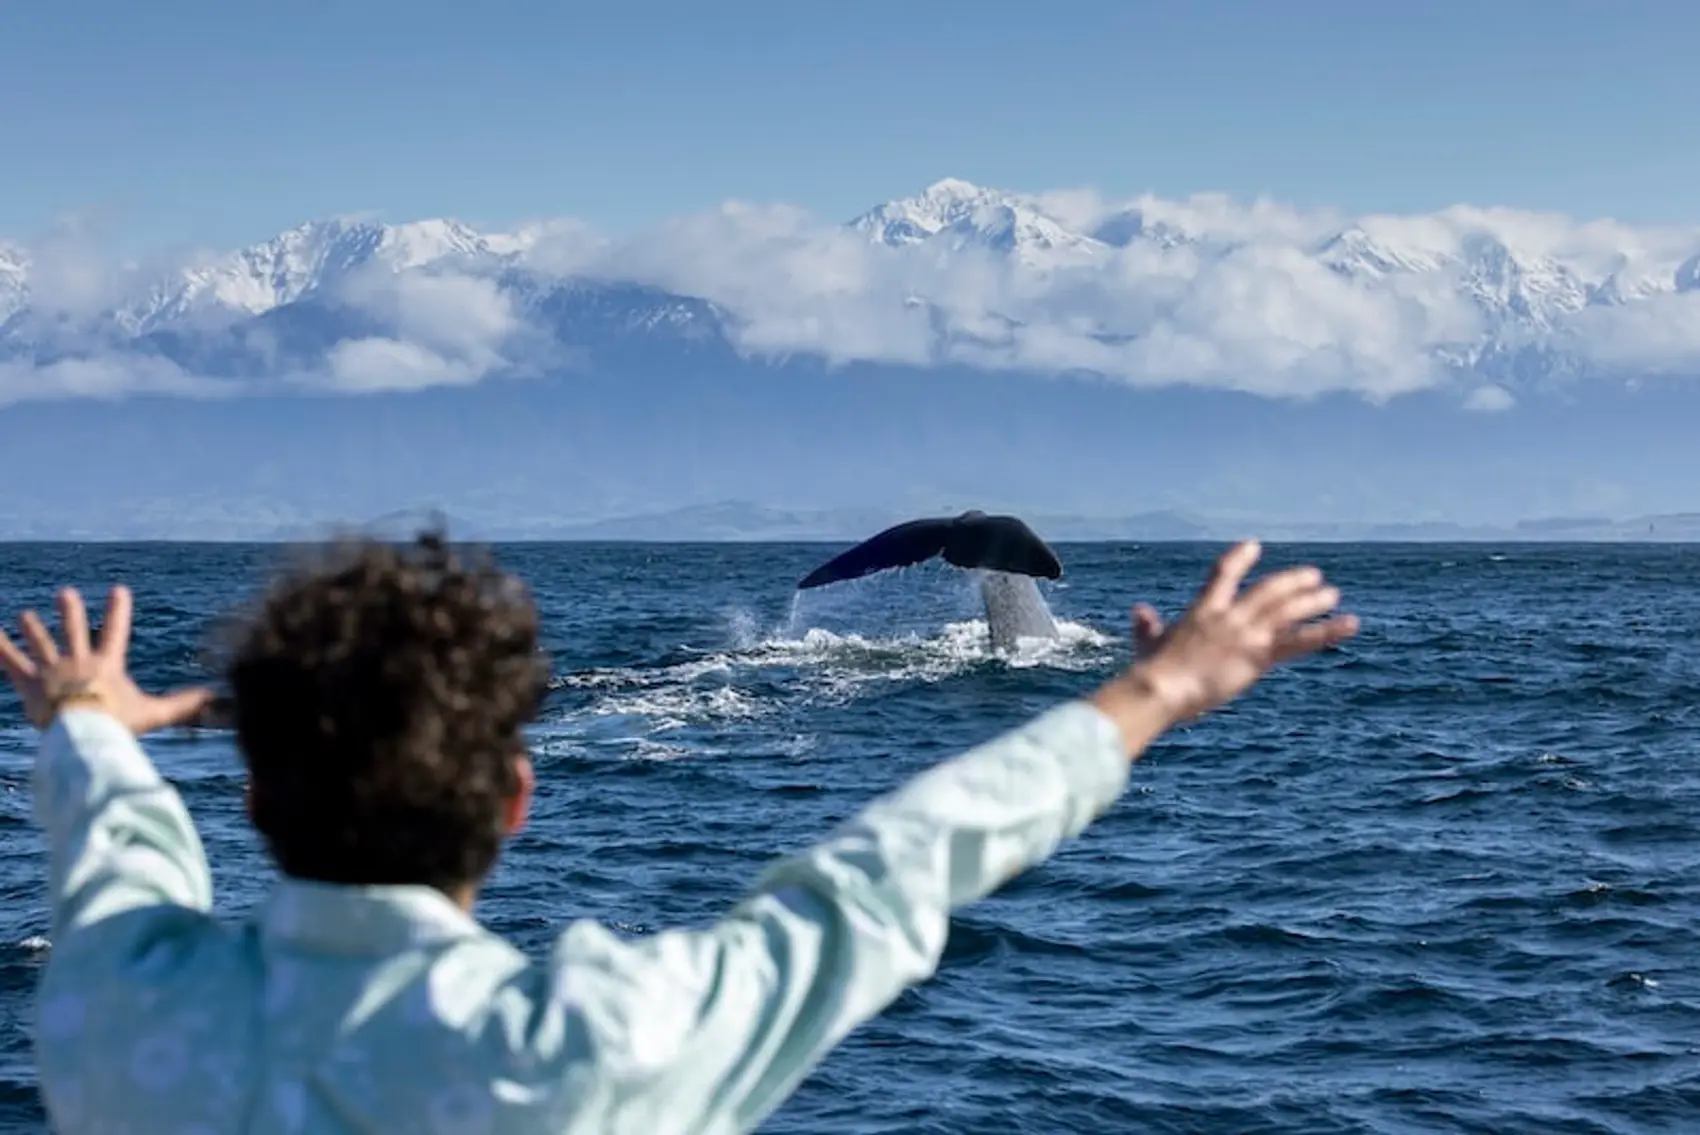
{"left": 1, "top": 541, "right": 1698, "bottom": 1133}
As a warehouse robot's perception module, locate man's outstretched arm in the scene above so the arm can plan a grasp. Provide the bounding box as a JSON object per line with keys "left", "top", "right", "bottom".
{"left": 527, "top": 540, "right": 1359, "bottom": 1135}
{"left": 537, "top": 695, "right": 1153, "bottom": 1134}
{"left": 1, "top": 585, "right": 217, "bottom": 950}
{"left": 33, "top": 706, "right": 213, "bottom": 944}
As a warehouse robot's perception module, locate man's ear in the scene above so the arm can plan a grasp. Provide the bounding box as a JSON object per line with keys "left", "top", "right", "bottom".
{"left": 504, "top": 755, "right": 534, "bottom": 836}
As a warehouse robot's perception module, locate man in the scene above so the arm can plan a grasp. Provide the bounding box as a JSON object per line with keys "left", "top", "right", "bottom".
{"left": 2, "top": 531, "right": 1356, "bottom": 1134}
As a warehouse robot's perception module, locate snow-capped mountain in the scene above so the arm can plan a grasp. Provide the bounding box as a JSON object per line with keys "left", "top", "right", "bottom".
{"left": 3, "top": 180, "right": 1699, "bottom": 400}
{"left": 849, "top": 178, "right": 1107, "bottom": 267}
{"left": 116, "top": 216, "right": 508, "bottom": 334}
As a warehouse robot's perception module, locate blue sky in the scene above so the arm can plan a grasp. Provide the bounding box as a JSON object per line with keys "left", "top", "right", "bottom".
{"left": 3, "top": 0, "right": 1696, "bottom": 250}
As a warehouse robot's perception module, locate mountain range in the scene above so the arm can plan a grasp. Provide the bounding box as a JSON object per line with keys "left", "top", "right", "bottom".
{"left": 4, "top": 177, "right": 1698, "bottom": 398}
{"left": 2, "top": 179, "right": 1699, "bottom": 539}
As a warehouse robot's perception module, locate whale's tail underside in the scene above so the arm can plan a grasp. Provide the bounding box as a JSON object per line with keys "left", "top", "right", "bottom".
{"left": 796, "top": 510, "right": 1065, "bottom": 651}
{"left": 796, "top": 510, "right": 1063, "bottom": 591}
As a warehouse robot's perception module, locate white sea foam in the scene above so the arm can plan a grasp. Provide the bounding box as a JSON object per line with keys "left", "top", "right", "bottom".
{"left": 535, "top": 613, "right": 1117, "bottom": 761}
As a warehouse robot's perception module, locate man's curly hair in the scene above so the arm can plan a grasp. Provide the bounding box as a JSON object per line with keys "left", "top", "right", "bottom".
{"left": 220, "top": 528, "right": 550, "bottom": 891}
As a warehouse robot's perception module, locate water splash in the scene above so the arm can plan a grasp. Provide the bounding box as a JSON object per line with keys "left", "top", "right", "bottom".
{"left": 541, "top": 611, "right": 1115, "bottom": 760}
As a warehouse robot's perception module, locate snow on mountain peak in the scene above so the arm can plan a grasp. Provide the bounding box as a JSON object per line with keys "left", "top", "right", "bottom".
{"left": 1317, "top": 219, "right": 1456, "bottom": 278}
{"left": 0, "top": 242, "right": 28, "bottom": 324}
{"left": 117, "top": 215, "right": 505, "bottom": 332}
{"left": 919, "top": 177, "right": 984, "bottom": 202}
{"left": 1311, "top": 209, "right": 1700, "bottom": 328}
{"left": 849, "top": 178, "right": 1106, "bottom": 268}
{"left": 376, "top": 218, "right": 493, "bottom": 267}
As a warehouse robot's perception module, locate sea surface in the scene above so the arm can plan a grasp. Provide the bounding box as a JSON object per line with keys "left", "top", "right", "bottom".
{"left": 2, "top": 541, "right": 1699, "bottom": 1133}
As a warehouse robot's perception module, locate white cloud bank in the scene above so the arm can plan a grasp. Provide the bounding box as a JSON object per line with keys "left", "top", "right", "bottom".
{"left": 2, "top": 181, "right": 1699, "bottom": 408}
{"left": 314, "top": 268, "right": 526, "bottom": 393}
{"left": 0, "top": 354, "right": 219, "bottom": 406}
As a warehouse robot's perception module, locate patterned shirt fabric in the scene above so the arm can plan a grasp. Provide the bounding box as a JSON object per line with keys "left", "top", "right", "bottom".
{"left": 30, "top": 701, "right": 1130, "bottom": 1134}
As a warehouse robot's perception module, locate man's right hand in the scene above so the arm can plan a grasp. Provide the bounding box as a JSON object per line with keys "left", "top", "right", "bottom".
{"left": 0, "top": 585, "right": 213, "bottom": 735}
{"left": 1091, "top": 540, "right": 1359, "bottom": 751}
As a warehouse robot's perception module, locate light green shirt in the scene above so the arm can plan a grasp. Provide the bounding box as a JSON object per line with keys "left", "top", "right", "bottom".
{"left": 30, "top": 700, "right": 1131, "bottom": 1134}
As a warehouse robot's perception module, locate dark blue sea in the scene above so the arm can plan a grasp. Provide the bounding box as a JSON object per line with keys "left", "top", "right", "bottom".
{"left": 2, "top": 541, "right": 1699, "bottom": 1133}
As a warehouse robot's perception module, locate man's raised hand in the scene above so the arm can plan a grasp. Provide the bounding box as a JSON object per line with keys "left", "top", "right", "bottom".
{"left": 0, "top": 585, "right": 213, "bottom": 735}
{"left": 1102, "top": 540, "right": 1359, "bottom": 735}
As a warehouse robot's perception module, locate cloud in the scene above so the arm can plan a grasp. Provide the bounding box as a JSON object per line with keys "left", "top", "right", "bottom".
{"left": 12, "top": 212, "right": 142, "bottom": 321}
{"left": 594, "top": 201, "right": 941, "bottom": 366}
{"left": 317, "top": 338, "right": 491, "bottom": 393}
{"left": 6, "top": 210, "right": 206, "bottom": 326}
{"left": 0, "top": 353, "right": 225, "bottom": 408}
{"left": 2, "top": 183, "right": 1699, "bottom": 408}
{"left": 1463, "top": 384, "right": 1516, "bottom": 412}
{"left": 582, "top": 198, "right": 1481, "bottom": 401}
{"left": 1560, "top": 292, "right": 1700, "bottom": 376}
{"left": 304, "top": 267, "right": 530, "bottom": 393}
{"left": 509, "top": 218, "right": 612, "bottom": 276}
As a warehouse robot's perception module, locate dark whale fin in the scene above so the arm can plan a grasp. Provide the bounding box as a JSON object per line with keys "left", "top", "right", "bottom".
{"left": 797, "top": 511, "right": 1063, "bottom": 590}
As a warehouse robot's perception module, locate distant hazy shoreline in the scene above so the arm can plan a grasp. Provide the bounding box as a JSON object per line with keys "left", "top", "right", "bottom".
{"left": 3, "top": 504, "right": 1699, "bottom": 547}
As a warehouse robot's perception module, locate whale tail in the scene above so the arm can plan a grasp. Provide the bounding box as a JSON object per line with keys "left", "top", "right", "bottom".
{"left": 796, "top": 510, "right": 1065, "bottom": 650}
{"left": 797, "top": 510, "right": 1062, "bottom": 590}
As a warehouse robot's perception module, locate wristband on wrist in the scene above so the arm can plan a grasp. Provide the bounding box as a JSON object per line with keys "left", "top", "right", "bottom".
{"left": 46, "top": 681, "right": 110, "bottom": 722}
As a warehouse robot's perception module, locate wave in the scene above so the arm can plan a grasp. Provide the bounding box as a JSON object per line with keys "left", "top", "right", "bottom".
{"left": 538, "top": 614, "right": 1116, "bottom": 759}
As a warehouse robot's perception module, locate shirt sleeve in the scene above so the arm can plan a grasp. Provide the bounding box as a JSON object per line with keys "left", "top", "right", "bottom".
{"left": 31, "top": 708, "right": 214, "bottom": 947}
{"left": 540, "top": 698, "right": 1132, "bottom": 1134}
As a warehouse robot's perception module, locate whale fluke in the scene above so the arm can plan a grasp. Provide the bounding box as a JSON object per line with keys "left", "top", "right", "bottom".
{"left": 797, "top": 510, "right": 1063, "bottom": 590}
{"left": 796, "top": 511, "right": 1065, "bottom": 651}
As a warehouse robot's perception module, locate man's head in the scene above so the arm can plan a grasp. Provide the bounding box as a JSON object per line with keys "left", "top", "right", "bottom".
{"left": 221, "top": 529, "right": 549, "bottom": 897}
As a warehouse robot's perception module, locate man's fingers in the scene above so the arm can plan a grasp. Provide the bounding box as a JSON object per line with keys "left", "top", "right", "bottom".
{"left": 136, "top": 686, "right": 216, "bottom": 734}
{"left": 1132, "top": 604, "right": 1165, "bottom": 653}
{"left": 0, "top": 628, "right": 36, "bottom": 683}
{"left": 19, "top": 611, "right": 59, "bottom": 666}
{"left": 57, "top": 588, "right": 91, "bottom": 660}
{"left": 1240, "top": 564, "right": 1324, "bottom": 618}
{"left": 1266, "top": 585, "right": 1341, "bottom": 632}
{"left": 98, "top": 585, "right": 133, "bottom": 661}
{"left": 1271, "top": 614, "right": 1360, "bottom": 663}
{"left": 1197, "top": 540, "right": 1261, "bottom": 609}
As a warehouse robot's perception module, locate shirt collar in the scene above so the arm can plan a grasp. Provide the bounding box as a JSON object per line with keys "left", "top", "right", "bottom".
{"left": 258, "top": 877, "right": 488, "bottom": 956}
